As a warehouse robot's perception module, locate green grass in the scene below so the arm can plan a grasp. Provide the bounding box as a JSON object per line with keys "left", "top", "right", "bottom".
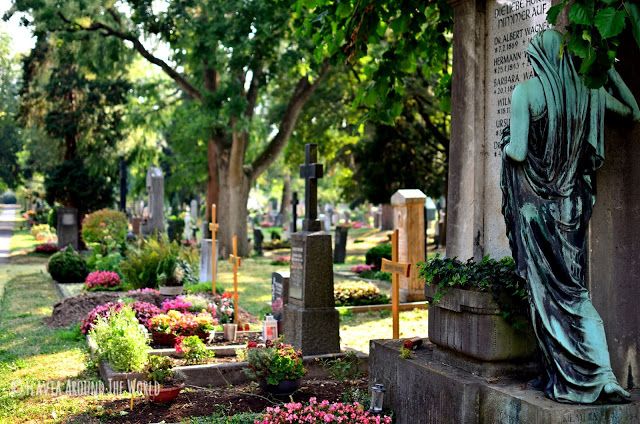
{"left": 8, "top": 229, "right": 39, "bottom": 255}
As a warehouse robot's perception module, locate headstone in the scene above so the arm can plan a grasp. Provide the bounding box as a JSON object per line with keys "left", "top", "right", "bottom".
{"left": 291, "top": 192, "right": 299, "bottom": 233}
{"left": 253, "top": 228, "right": 264, "bottom": 256}
{"left": 183, "top": 206, "right": 192, "bottom": 240}
{"left": 190, "top": 199, "right": 198, "bottom": 240}
{"left": 284, "top": 144, "right": 340, "bottom": 355}
{"left": 199, "top": 238, "right": 218, "bottom": 283}
{"left": 333, "top": 226, "right": 348, "bottom": 264}
{"left": 380, "top": 204, "right": 394, "bottom": 230}
{"left": 271, "top": 271, "right": 289, "bottom": 322}
{"left": 56, "top": 207, "right": 78, "bottom": 250}
{"left": 141, "top": 166, "right": 165, "bottom": 235}
{"left": 391, "top": 189, "right": 426, "bottom": 302}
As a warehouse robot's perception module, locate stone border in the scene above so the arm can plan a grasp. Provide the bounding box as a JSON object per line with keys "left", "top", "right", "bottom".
{"left": 336, "top": 301, "right": 427, "bottom": 314}
{"left": 98, "top": 351, "right": 369, "bottom": 390}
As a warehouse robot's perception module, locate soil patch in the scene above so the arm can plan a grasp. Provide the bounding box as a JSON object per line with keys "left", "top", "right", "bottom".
{"left": 70, "top": 378, "right": 368, "bottom": 423}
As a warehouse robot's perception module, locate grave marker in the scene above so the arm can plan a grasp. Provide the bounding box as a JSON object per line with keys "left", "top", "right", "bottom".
{"left": 271, "top": 271, "right": 289, "bottom": 323}
{"left": 284, "top": 143, "right": 340, "bottom": 355}
{"left": 291, "top": 192, "right": 299, "bottom": 233}
{"left": 229, "top": 234, "right": 242, "bottom": 324}
{"left": 209, "top": 204, "right": 219, "bottom": 294}
{"left": 56, "top": 207, "right": 79, "bottom": 250}
{"left": 380, "top": 229, "right": 411, "bottom": 339}
{"left": 141, "top": 166, "right": 164, "bottom": 235}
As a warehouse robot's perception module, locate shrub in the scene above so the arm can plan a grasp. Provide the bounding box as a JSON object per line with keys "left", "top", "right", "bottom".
{"left": 81, "top": 301, "right": 162, "bottom": 334}
{"left": 89, "top": 306, "right": 149, "bottom": 372}
{"left": 359, "top": 270, "right": 391, "bottom": 282}
{"left": 418, "top": 254, "right": 529, "bottom": 328}
{"left": 31, "top": 224, "right": 56, "bottom": 241}
{"left": 87, "top": 250, "right": 124, "bottom": 275}
{"left": 259, "top": 398, "right": 392, "bottom": 424}
{"left": 245, "top": 340, "right": 306, "bottom": 385}
{"left": 85, "top": 271, "right": 121, "bottom": 291}
{"left": 145, "top": 355, "right": 177, "bottom": 386}
{"left": 1, "top": 191, "right": 17, "bottom": 204}
{"left": 47, "top": 246, "right": 89, "bottom": 284}
{"left": 167, "top": 215, "right": 185, "bottom": 242}
{"left": 35, "top": 243, "right": 59, "bottom": 254}
{"left": 365, "top": 243, "right": 392, "bottom": 270}
{"left": 81, "top": 209, "right": 128, "bottom": 252}
{"left": 161, "top": 296, "right": 192, "bottom": 313}
{"left": 334, "top": 281, "right": 390, "bottom": 307}
{"left": 176, "top": 335, "right": 214, "bottom": 365}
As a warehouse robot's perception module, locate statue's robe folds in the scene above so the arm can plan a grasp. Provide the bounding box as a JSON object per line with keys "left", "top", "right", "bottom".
{"left": 500, "top": 30, "right": 621, "bottom": 404}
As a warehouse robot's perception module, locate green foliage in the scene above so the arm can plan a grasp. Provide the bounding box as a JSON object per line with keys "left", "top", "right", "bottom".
{"left": 547, "top": 1, "right": 640, "bottom": 88}
{"left": 47, "top": 246, "right": 89, "bottom": 284}
{"left": 145, "top": 355, "right": 176, "bottom": 385}
{"left": 245, "top": 341, "right": 306, "bottom": 386}
{"left": 184, "top": 282, "right": 225, "bottom": 296}
{"left": 322, "top": 351, "right": 361, "bottom": 381}
{"left": 81, "top": 209, "right": 128, "bottom": 253}
{"left": 186, "top": 413, "right": 263, "bottom": 424}
{"left": 179, "top": 335, "right": 214, "bottom": 365}
{"left": 334, "top": 281, "right": 390, "bottom": 307}
{"left": 358, "top": 270, "right": 391, "bottom": 282}
{"left": 90, "top": 306, "right": 149, "bottom": 372}
{"left": 365, "top": 243, "right": 392, "bottom": 270}
{"left": 120, "top": 237, "right": 195, "bottom": 289}
{"left": 418, "top": 255, "right": 529, "bottom": 329}
{"left": 86, "top": 250, "right": 124, "bottom": 276}
{"left": 54, "top": 323, "right": 83, "bottom": 342}
{"left": 399, "top": 347, "right": 413, "bottom": 359}
{"left": 167, "top": 215, "right": 186, "bottom": 242}
{"left": 0, "top": 32, "right": 23, "bottom": 189}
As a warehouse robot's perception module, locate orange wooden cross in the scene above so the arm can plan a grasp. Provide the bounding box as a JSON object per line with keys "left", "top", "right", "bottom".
{"left": 381, "top": 229, "right": 411, "bottom": 339}
{"left": 229, "top": 234, "right": 242, "bottom": 324}
{"left": 209, "top": 204, "right": 219, "bottom": 295}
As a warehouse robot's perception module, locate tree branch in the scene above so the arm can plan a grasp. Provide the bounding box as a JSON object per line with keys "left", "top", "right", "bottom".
{"left": 249, "top": 61, "right": 330, "bottom": 180}
{"left": 245, "top": 68, "right": 262, "bottom": 120}
{"left": 58, "top": 13, "right": 203, "bottom": 101}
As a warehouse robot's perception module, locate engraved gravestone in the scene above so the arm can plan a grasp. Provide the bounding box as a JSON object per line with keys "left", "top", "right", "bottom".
{"left": 57, "top": 207, "right": 78, "bottom": 250}
{"left": 283, "top": 144, "right": 340, "bottom": 355}
{"left": 271, "top": 271, "right": 289, "bottom": 322}
{"left": 141, "top": 166, "right": 165, "bottom": 235}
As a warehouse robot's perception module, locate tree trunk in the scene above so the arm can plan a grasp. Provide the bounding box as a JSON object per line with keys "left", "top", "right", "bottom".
{"left": 205, "top": 138, "right": 219, "bottom": 238}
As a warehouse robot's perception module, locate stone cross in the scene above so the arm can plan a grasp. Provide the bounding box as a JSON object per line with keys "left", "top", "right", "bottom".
{"left": 299, "top": 144, "right": 323, "bottom": 232}
{"left": 209, "top": 204, "right": 219, "bottom": 295}
{"left": 381, "top": 229, "right": 411, "bottom": 339}
{"left": 229, "top": 234, "right": 242, "bottom": 324}
{"left": 291, "top": 191, "right": 299, "bottom": 233}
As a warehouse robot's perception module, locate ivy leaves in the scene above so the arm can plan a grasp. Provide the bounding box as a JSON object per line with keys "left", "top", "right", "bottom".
{"left": 547, "top": 0, "right": 640, "bottom": 88}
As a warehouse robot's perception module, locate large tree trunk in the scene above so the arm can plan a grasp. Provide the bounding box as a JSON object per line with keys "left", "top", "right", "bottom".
{"left": 205, "top": 138, "right": 220, "bottom": 238}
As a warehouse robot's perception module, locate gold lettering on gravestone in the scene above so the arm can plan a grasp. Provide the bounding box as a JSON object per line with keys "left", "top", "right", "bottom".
{"left": 289, "top": 246, "right": 304, "bottom": 299}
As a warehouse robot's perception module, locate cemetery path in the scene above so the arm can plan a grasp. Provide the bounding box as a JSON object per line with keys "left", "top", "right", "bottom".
{"left": 0, "top": 205, "right": 18, "bottom": 264}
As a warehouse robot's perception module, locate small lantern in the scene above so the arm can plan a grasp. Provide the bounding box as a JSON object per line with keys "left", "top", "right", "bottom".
{"left": 369, "top": 383, "right": 385, "bottom": 414}
{"left": 263, "top": 314, "right": 278, "bottom": 341}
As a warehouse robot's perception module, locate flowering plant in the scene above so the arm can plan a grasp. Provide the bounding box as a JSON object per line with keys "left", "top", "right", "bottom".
{"left": 161, "top": 296, "right": 192, "bottom": 313}
{"left": 175, "top": 335, "right": 214, "bottom": 364}
{"left": 84, "top": 271, "right": 121, "bottom": 291}
{"left": 258, "top": 398, "right": 392, "bottom": 423}
{"left": 81, "top": 301, "right": 162, "bottom": 334}
{"left": 350, "top": 264, "right": 374, "bottom": 274}
{"left": 35, "top": 243, "right": 59, "bottom": 254}
{"left": 245, "top": 340, "right": 305, "bottom": 385}
{"left": 207, "top": 293, "right": 234, "bottom": 324}
{"left": 148, "top": 310, "right": 217, "bottom": 336}
{"left": 127, "top": 288, "right": 161, "bottom": 295}
{"left": 270, "top": 255, "right": 291, "bottom": 266}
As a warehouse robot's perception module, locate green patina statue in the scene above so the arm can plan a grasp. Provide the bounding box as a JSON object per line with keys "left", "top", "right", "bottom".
{"left": 501, "top": 29, "right": 640, "bottom": 404}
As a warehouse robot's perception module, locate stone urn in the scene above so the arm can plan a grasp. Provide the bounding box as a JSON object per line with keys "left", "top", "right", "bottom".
{"left": 424, "top": 285, "right": 536, "bottom": 361}
{"left": 159, "top": 285, "right": 184, "bottom": 296}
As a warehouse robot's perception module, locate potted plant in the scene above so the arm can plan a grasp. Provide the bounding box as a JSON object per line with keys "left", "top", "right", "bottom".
{"left": 144, "top": 355, "right": 184, "bottom": 403}
{"left": 215, "top": 293, "right": 237, "bottom": 341}
{"left": 245, "top": 340, "right": 306, "bottom": 395}
{"left": 148, "top": 310, "right": 216, "bottom": 346}
{"left": 418, "top": 255, "right": 535, "bottom": 362}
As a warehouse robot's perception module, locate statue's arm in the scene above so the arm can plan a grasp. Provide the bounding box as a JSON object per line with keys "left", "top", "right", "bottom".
{"left": 604, "top": 68, "right": 640, "bottom": 121}
{"left": 504, "top": 84, "right": 529, "bottom": 162}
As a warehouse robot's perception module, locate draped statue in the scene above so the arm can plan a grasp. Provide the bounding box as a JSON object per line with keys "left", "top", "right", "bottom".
{"left": 501, "top": 29, "right": 640, "bottom": 404}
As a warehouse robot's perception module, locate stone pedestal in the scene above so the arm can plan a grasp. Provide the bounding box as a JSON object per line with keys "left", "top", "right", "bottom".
{"left": 56, "top": 207, "right": 78, "bottom": 250}
{"left": 199, "top": 238, "right": 217, "bottom": 283}
{"left": 284, "top": 231, "right": 340, "bottom": 355}
{"left": 369, "top": 339, "right": 640, "bottom": 424}
{"left": 391, "top": 189, "right": 426, "bottom": 302}
{"left": 380, "top": 204, "right": 393, "bottom": 230}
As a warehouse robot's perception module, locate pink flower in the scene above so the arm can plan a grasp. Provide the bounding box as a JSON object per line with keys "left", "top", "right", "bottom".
{"left": 84, "top": 271, "right": 121, "bottom": 290}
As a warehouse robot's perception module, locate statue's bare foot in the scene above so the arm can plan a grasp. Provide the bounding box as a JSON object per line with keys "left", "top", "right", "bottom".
{"left": 601, "top": 383, "right": 631, "bottom": 403}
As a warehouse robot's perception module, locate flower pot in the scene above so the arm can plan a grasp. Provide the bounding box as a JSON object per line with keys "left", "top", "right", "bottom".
{"left": 260, "top": 379, "right": 301, "bottom": 396}
{"left": 159, "top": 285, "right": 184, "bottom": 296}
{"left": 146, "top": 384, "right": 184, "bottom": 403}
{"left": 152, "top": 331, "right": 176, "bottom": 347}
{"left": 222, "top": 323, "right": 237, "bottom": 341}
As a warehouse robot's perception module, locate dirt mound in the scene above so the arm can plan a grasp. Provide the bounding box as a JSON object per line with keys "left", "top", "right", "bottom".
{"left": 46, "top": 292, "right": 164, "bottom": 328}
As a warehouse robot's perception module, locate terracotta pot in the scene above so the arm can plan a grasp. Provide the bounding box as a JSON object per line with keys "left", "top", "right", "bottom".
{"left": 146, "top": 384, "right": 184, "bottom": 403}
{"left": 260, "top": 379, "right": 301, "bottom": 396}
{"left": 152, "top": 331, "right": 176, "bottom": 347}
{"left": 159, "top": 285, "right": 184, "bottom": 296}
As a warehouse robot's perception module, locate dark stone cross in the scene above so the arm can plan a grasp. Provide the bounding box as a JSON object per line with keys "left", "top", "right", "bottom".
{"left": 291, "top": 191, "right": 299, "bottom": 233}
{"left": 119, "top": 157, "right": 127, "bottom": 212}
{"left": 299, "top": 144, "right": 323, "bottom": 232}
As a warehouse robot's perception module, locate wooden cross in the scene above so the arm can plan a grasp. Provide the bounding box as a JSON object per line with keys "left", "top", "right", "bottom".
{"left": 229, "top": 234, "right": 242, "bottom": 324}
{"left": 299, "top": 144, "right": 323, "bottom": 232}
{"left": 381, "top": 229, "right": 411, "bottom": 339}
{"left": 209, "top": 204, "right": 219, "bottom": 295}
{"left": 291, "top": 191, "right": 299, "bottom": 233}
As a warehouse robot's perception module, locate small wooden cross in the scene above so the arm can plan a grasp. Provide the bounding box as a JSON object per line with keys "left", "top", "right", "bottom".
{"left": 209, "top": 204, "right": 219, "bottom": 295}
{"left": 229, "top": 234, "right": 242, "bottom": 324}
{"left": 381, "top": 229, "right": 411, "bottom": 339}
{"left": 299, "top": 144, "right": 323, "bottom": 232}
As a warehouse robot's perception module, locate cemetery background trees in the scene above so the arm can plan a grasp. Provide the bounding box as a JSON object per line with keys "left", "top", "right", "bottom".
{"left": 0, "top": 31, "right": 23, "bottom": 190}
{"left": 13, "top": 0, "right": 332, "bottom": 256}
